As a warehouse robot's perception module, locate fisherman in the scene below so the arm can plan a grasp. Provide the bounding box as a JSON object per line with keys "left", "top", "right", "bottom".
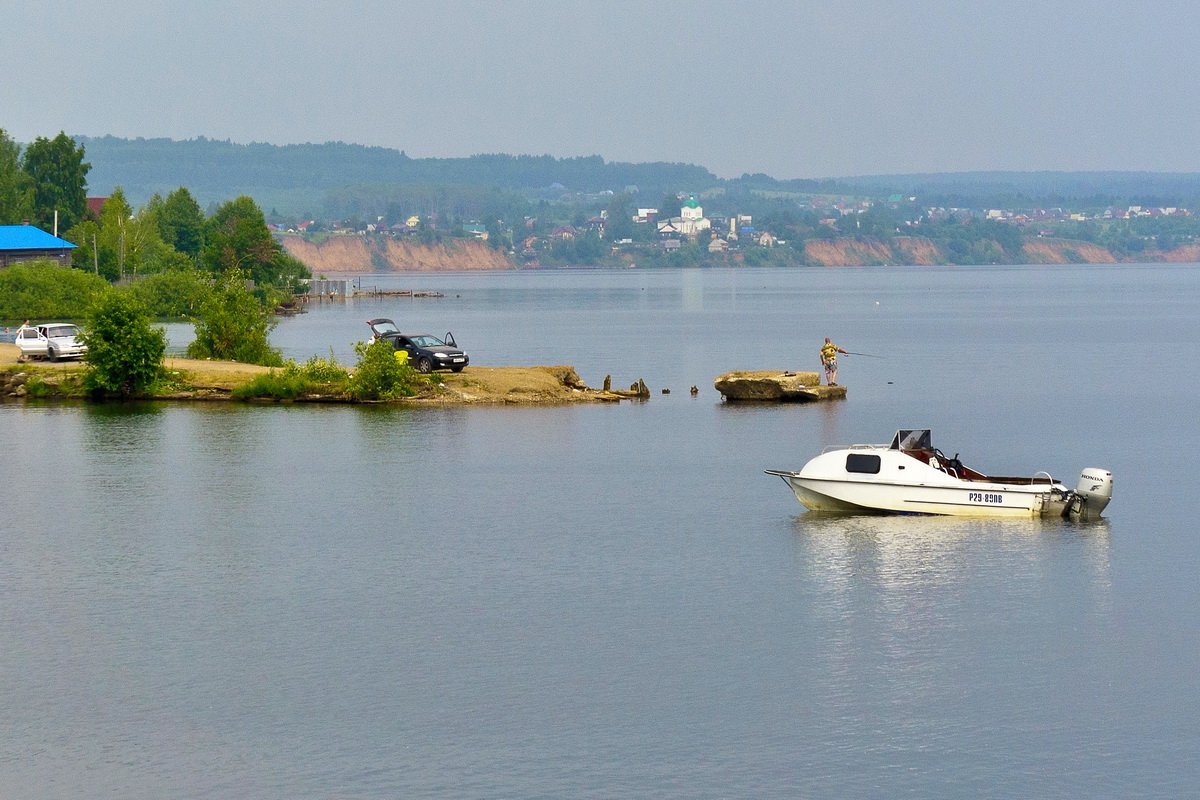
{"left": 820, "top": 337, "right": 848, "bottom": 386}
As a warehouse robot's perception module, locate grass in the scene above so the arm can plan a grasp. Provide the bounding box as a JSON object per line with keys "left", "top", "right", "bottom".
{"left": 230, "top": 355, "right": 350, "bottom": 400}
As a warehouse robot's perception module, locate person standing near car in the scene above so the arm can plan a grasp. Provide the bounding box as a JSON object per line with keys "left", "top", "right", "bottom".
{"left": 820, "top": 337, "right": 847, "bottom": 385}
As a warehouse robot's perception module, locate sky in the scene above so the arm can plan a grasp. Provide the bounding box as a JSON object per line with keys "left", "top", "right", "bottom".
{"left": 4, "top": 0, "right": 1199, "bottom": 180}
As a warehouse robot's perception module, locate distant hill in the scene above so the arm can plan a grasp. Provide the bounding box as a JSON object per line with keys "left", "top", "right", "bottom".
{"left": 75, "top": 135, "right": 1200, "bottom": 218}
{"left": 78, "top": 135, "right": 721, "bottom": 212}
{"left": 837, "top": 171, "right": 1200, "bottom": 209}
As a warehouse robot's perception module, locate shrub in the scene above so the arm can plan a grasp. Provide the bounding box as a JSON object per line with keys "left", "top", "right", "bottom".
{"left": 0, "top": 260, "right": 109, "bottom": 320}
{"left": 126, "top": 270, "right": 213, "bottom": 318}
{"left": 230, "top": 355, "right": 349, "bottom": 400}
{"left": 187, "top": 268, "right": 284, "bottom": 366}
{"left": 347, "top": 340, "right": 427, "bottom": 401}
{"left": 82, "top": 290, "right": 167, "bottom": 397}
{"left": 230, "top": 370, "right": 311, "bottom": 400}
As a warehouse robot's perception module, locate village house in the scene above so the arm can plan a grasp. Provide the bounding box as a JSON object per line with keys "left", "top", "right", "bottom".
{"left": 0, "top": 224, "right": 78, "bottom": 268}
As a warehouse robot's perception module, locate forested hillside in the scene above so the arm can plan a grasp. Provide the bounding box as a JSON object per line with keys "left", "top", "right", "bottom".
{"left": 80, "top": 135, "right": 723, "bottom": 210}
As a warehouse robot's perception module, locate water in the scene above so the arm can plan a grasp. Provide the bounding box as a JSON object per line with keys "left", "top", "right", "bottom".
{"left": 4, "top": 264, "right": 1200, "bottom": 798}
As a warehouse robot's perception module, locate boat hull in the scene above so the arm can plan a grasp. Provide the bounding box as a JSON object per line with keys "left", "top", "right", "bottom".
{"left": 783, "top": 475, "right": 1063, "bottom": 518}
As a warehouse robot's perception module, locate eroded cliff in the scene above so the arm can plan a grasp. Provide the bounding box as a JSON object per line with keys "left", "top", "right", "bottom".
{"left": 281, "top": 235, "right": 514, "bottom": 273}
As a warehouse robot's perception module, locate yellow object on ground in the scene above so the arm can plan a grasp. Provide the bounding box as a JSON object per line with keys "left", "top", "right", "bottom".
{"left": 395, "top": 350, "right": 409, "bottom": 365}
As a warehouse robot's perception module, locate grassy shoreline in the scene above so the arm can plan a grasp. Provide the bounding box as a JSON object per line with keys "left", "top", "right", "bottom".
{"left": 0, "top": 344, "right": 637, "bottom": 405}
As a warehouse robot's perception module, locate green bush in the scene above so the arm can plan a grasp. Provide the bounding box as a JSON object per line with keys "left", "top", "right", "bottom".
{"left": 0, "top": 260, "right": 109, "bottom": 321}
{"left": 230, "top": 355, "right": 349, "bottom": 400}
{"left": 81, "top": 290, "right": 167, "bottom": 397}
{"left": 347, "top": 339, "right": 427, "bottom": 400}
{"left": 126, "top": 270, "right": 213, "bottom": 317}
{"left": 296, "top": 353, "right": 348, "bottom": 383}
{"left": 230, "top": 369, "right": 311, "bottom": 400}
{"left": 187, "top": 268, "right": 284, "bottom": 366}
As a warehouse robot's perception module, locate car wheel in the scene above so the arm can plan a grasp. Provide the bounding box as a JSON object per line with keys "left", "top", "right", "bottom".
{"left": 416, "top": 357, "right": 433, "bottom": 374}
{"left": 47, "top": 348, "right": 58, "bottom": 362}
{"left": 451, "top": 365, "right": 465, "bottom": 373}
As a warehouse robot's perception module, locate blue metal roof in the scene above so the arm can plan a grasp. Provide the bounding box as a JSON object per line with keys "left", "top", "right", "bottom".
{"left": 0, "top": 225, "right": 77, "bottom": 251}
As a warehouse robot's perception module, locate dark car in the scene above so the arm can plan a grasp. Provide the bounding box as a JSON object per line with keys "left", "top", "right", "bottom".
{"left": 367, "top": 318, "right": 469, "bottom": 373}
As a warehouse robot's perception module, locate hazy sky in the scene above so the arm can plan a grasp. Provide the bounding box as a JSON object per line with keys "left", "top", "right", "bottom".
{"left": 4, "top": 0, "right": 1198, "bottom": 179}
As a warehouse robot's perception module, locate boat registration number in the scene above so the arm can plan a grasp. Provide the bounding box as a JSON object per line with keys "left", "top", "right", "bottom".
{"left": 968, "top": 492, "right": 1003, "bottom": 504}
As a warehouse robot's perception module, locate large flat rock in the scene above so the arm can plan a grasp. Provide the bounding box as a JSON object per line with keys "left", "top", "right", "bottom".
{"left": 714, "top": 370, "right": 846, "bottom": 402}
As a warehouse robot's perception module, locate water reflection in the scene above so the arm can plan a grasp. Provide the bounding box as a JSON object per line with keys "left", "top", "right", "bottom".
{"left": 790, "top": 511, "right": 1112, "bottom": 597}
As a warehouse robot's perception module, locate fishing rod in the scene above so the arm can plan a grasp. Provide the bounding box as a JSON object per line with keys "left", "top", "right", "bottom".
{"left": 843, "top": 351, "right": 884, "bottom": 358}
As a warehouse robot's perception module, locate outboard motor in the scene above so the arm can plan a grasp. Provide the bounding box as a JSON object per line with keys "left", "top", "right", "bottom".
{"left": 1067, "top": 468, "right": 1113, "bottom": 520}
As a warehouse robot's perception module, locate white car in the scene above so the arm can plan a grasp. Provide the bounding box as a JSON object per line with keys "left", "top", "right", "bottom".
{"left": 15, "top": 323, "right": 88, "bottom": 362}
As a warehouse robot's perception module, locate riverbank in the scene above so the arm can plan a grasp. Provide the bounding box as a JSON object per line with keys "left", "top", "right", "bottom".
{"left": 0, "top": 343, "right": 640, "bottom": 405}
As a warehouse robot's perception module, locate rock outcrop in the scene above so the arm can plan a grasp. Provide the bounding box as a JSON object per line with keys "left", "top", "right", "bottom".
{"left": 714, "top": 370, "right": 846, "bottom": 402}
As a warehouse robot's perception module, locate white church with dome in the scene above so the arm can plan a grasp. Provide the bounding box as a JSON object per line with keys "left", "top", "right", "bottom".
{"left": 657, "top": 195, "right": 712, "bottom": 237}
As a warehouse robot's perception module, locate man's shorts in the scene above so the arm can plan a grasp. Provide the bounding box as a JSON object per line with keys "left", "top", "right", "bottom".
{"left": 824, "top": 359, "right": 837, "bottom": 370}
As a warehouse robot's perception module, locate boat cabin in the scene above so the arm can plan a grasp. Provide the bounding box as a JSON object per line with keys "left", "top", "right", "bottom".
{"left": 887, "top": 429, "right": 989, "bottom": 480}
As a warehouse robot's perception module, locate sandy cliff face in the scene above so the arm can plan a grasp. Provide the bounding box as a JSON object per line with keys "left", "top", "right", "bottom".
{"left": 804, "top": 236, "right": 1125, "bottom": 266}
{"left": 281, "top": 235, "right": 514, "bottom": 273}
{"left": 1019, "top": 239, "right": 1116, "bottom": 264}
{"left": 1155, "top": 243, "right": 1200, "bottom": 262}
{"left": 804, "top": 239, "right": 895, "bottom": 266}
{"left": 891, "top": 237, "right": 941, "bottom": 266}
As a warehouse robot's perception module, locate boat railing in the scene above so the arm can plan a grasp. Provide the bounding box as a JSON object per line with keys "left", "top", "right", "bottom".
{"left": 1032, "top": 471, "right": 1056, "bottom": 485}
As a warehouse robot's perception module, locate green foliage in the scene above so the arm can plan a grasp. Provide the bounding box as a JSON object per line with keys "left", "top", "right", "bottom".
{"left": 230, "top": 355, "right": 349, "bottom": 400}
{"left": 0, "top": 128, "right": 32, "bottom": 224}
{"left": 65, "top": 187, "right": 180, "bottom": 279}
{"left": 125, "top": 270, "right": 213, "bottom": 317}
{"left": 20, "top": 374, "right": 58, "bottom": 398}
{"left": 546, "top": 231, "right": 606, "bottom": 265}
{"left": 603, "top": 193, "right": 635, "bottom": 241}
{"left": 202, "top": 195, "right": 309, "bottom": 291}
{"left": 0, "top": 260, "right": 109, "bottom": 320}
{"left": 158, "top": 187, "right": 206, "bottom": 257}
{"left": 659, "top": 192, "right": 682, "bottom": 219}
{"left": 347, "top": 339, "right": 427, "bottom": 400}
{"left": 296, "top": 353, "right": 348, "bottom": 383}
{"left": 202, "top": 196, "right": 276, "bottom": 274}
{"left": 22, "top": 132, "right": 90, "bottom": 232}
{"left": 81, "top": 290, "right": 167, "bottom": 397}
{"left": 186, "top": 268, "right": 283, "bottom": 366}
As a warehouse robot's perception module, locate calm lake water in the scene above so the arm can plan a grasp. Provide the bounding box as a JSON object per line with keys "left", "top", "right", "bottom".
{"left": 3, "top": 264, "right": 1199, "bottom": 798}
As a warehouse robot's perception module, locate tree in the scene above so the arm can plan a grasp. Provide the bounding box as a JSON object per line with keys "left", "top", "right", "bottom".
{"left": 158, "top": 187, "right": 205, "bottom": 258}
{"left": 81, "top": 290, "right": 166, "bottom": 397}
{"left": 0, "top": 128, "right": 31, "bottom": 224}
{"left": 72, "top": 188, "right": 172, "bottom": 280}
{"left": 604, "top": 193, "right": 634, "bottom": 241}
{"left": 202, "top": 195, "right": 309, "bottom": 291}
{"left": 202, "top": 196, "right": 277, "bottom": 276}
{"left": 187, "top": 267, "right": 283, "bottom": 366}
{"left": 659, "top": 192, "right": 682, "bottom": 219}
{"left": 22, "top": 132, "right": 90, "bottom": 233}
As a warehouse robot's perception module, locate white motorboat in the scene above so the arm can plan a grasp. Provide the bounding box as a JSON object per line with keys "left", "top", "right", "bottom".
{"left": 767, "top": 429, "right": 1112, "bottom": 519}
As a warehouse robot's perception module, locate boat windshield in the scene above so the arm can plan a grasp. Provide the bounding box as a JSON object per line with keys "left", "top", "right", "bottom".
{"left": 890, "top": 429, "right": 932, "bottom": 451}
